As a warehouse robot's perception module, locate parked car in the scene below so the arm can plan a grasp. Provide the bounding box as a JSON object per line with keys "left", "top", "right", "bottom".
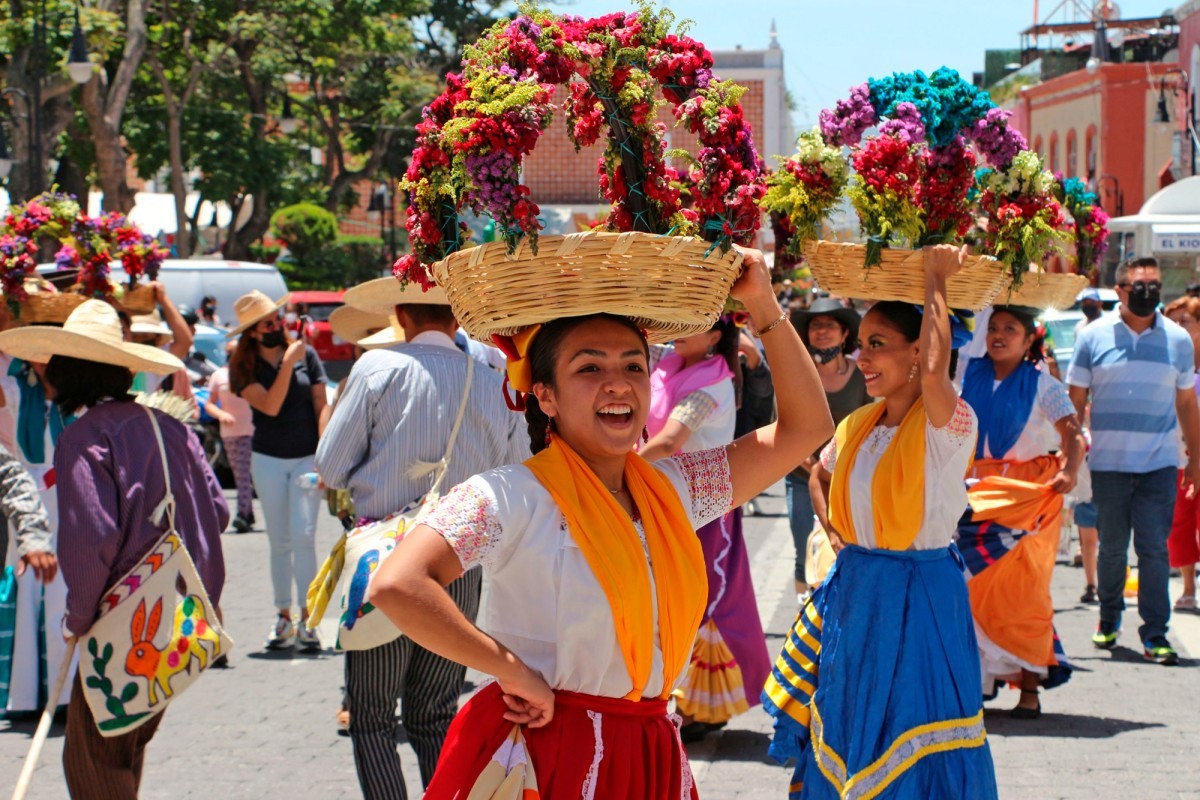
{"left": 288, "top": 289, "right": 354, "bottom": 368}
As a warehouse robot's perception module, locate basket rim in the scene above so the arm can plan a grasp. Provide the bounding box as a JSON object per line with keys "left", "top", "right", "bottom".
{"left": 431, "top": 231, "right": 744, "bottom": 344}
{"left": 801, "top": 240, "right": 1008, "bottom": 311}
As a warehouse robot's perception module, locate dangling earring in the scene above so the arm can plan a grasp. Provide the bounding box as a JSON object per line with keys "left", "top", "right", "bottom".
{"left": 706, "top": 344, "right": 715, "bottom": 357}
{"left": 545, "top": 417, "right": 555, "bottom": 448}
{"left": 642, "top": 425, "right": 650, "bottom": 443}
{"left": 908, "top": 363, "right": 919, "bottom": 383}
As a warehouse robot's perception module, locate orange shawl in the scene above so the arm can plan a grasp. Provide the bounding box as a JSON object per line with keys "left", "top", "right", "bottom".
{"left": 828, "top": 398, "right": 937, "bottom": 550}
{"left": 525, "top": 435, "right": 707, "bottom": 700}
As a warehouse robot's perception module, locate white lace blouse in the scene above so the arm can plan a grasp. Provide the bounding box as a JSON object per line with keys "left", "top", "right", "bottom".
{"left": 422, "top": 448, "right": 733, "bottom": 699}
{"left": 820, "top": 398, "right": 977, "bottom": 550}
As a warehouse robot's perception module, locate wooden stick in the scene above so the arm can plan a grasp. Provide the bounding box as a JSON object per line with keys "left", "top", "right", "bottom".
{"left": 11, "top": 637, "right": 77, "bottom": 800}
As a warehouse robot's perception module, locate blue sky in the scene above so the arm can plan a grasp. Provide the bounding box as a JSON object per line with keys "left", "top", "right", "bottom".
{"left": 549, "top": 0, "right": 1174, "bottom": 127}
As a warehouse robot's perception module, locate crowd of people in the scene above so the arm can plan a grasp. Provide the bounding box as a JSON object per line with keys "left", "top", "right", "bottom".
{"left": 0, "top": 248, "right": 1195, "bottom": 798}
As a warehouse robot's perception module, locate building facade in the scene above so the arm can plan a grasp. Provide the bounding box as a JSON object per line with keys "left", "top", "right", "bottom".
{"left": 1008, "top": 62, "right": 1176, "bottom": 218}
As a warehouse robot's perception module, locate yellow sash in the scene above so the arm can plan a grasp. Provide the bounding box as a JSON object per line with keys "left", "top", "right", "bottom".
{"left": 524, "top": 435, "right": 707, "bottom": 700}
{"left": 828, "top": 398, "right": 929, "bottom": 551}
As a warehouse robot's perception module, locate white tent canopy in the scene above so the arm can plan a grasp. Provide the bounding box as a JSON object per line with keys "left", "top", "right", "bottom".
{"left": 1108, "top": 176, "right": 1200, "bottom": 255}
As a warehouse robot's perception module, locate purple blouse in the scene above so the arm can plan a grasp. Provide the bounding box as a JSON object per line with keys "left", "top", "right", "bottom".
{"left": 55, "top": 401, "right": 229, "bottom": 636}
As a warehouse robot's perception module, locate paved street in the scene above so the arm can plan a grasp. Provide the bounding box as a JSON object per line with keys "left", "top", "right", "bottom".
{"left": 2, "top": 482, "right": 1198, "bottom": 799}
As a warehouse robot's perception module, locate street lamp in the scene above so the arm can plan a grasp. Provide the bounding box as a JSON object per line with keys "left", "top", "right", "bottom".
{"left": 279, "top": 93, "right": 298, "bottom": 135}
{"left": 0, "top": 1, "right": 91, "bottom": 194}
{"left": 67, "top": 8, "right": 94, "bottom": 86}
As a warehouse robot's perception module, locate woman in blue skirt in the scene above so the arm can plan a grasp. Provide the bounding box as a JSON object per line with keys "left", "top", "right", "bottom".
{"left": 763, "top": 245, "right": 999, "bottom": 799}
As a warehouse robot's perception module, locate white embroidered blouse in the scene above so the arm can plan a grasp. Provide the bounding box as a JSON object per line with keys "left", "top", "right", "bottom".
{"left": 423, "top": 448, "right": 733, "bottom": 699}
{"left": 819, "top": 398, "right": 977, "bottom": 551}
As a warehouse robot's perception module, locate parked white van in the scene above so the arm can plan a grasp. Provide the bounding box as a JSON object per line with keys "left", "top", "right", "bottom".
{"left": 37, "top": 259, "right": 289, "bottom": 325}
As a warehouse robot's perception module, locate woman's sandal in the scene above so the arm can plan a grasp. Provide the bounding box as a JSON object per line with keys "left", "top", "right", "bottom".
{"left": 1010, "top": 689, "right": 1041, "bottom": 720}
{"left": 1174, "top": 594, "right": 1197, "bottom": 612}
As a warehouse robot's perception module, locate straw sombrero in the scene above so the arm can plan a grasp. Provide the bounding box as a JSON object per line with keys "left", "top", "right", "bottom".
{"left": 342, "top": 277, "right": 449, "bottom": 317}
{"left": 0, "top": 299, "right": 184, "bottom": 375}
{"left": 130, "top": 310, "right": 173, "bottom": 338}
{"left": 328, "top": 305, "right": 402, "bottom": 349}
{"left": 227, "top": 290, "right": 289, "bottom": 337}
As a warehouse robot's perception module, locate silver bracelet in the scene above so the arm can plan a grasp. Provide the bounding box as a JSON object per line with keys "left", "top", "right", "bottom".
{"left": 752, "top": 311, "right": 789, "bottom": 338}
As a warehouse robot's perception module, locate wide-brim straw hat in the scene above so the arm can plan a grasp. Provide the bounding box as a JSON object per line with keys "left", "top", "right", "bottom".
{"left": 227, "top": 290, "right": 289, "bottom": 337}
{"left": 343, "top": 277, "right": 449, "bottom": 317}
{"left": 328, "top": 305, "right": 402, "bottom": 349}
{"left": 0, "top": 299, "right": 184, "bottom": 375}
{"left": 130, "top": 310, "right": 173, "bottom": 338}
{"left": 357, "top": 316, "right": 405, "bottom": 349}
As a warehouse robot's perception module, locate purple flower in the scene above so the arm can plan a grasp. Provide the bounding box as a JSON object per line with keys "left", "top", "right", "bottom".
{"left": 972, "top": 108, "right": 1027, "bottom": 170}
{"left": 818, "top": 83, "right": 878, "bottom": 147}
{"left": 878, "top": 101, "right": 926, "bottom": 145}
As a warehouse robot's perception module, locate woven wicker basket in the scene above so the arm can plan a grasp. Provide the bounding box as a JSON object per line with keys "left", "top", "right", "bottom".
{"left": 802, "top": 241, "right": 1008, "bottom": 311}
{"left": 19, "top": 292, "right": 89, "bottom": 324}
{"left": 430, "top": 232, "right": 744, "bottom": 344}
{"left": 994, "top": 272, "right": 1089, "bottom": 311}
{"left": 121, "top": 283, "right": 157, "bottom": 314}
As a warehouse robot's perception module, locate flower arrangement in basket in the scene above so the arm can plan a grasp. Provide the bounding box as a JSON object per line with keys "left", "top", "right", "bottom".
{"left": 1057, "top": 176, "right": 1110, "bottom": 274}
{"left": 393, "top": 3, "right": 764, "bottom": 342}
{"left": 764, "top": 68, "right": 1076, "bottom": 308}
{"left": 0, "top": 191, "right": 167, "bottom": 319}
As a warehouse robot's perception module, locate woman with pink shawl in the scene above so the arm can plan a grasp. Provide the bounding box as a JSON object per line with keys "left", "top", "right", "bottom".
{"left": 640, "top": 315, "right": 771, "bottom": 742}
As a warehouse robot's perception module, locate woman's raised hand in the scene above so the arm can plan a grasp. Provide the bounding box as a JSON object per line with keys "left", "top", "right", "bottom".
{"left": 729, "top": 247, "right": 776, "bottom": 308}
{"left": 923, "top": 243, "right": 969, "bottom": 281}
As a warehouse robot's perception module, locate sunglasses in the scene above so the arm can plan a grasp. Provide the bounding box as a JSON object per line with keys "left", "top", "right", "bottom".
{"left": 258, "top": 314, "right": 283, "bottom": 331}
{"left": 1117, "top": 281, "right": 1163, "bottom": 293}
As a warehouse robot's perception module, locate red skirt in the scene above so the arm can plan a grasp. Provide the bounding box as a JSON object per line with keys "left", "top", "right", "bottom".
{"left": 425, "top": 682, "right": 699, "bottom": 799}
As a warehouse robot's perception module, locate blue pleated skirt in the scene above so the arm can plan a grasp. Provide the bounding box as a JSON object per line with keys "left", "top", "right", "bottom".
{"left": 762, "top": 545, "right": 999, "bottom": 800}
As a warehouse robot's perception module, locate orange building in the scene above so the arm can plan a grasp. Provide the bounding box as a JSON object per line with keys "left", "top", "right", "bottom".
{"left": 1008, "top": 62, "right": 1176, "bottom": 219}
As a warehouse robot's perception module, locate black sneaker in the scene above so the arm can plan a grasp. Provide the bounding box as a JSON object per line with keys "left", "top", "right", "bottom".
{"left": 1080, "top": 585, "right": 1098, "bottom": 604}
{"left": 1143, "top": 637, "right": 1179, "bottom": 665}
{"left": 231, "top": 515, "right": 252, "bottom": 533}
{"left": 1092, "top": 621, "right": 1120, "bottom": 650}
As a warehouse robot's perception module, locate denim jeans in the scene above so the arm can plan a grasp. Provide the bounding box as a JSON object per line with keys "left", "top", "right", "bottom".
{"left": 250, "top": 452, "right": 321, "bottom": 611}
{"left": 1091, "top": 467, "right": 1177, "bottom": 642}
{"left": 786, "top": 473, "right": 816, "bottom": 583}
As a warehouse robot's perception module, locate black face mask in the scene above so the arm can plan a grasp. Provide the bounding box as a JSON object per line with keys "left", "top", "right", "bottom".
{"left": 1081, "top": 303, "right": 1102, "bottom": 321}
{"left": 808, "top": 344, "right": 843, "bottom": 364}
{"left": 1126, "top": 284, "right": 1161, "bottom": 318}
{"left": 260, "top": 330, "right": 287, "bottom": 349}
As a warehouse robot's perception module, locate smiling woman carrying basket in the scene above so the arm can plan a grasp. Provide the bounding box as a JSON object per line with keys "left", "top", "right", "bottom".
{"left": 364, "top": 7, "right": 833, "bottom": 797}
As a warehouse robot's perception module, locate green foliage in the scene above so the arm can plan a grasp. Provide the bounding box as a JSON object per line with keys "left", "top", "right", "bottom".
{"left": 249, "top": 244, "right": 283, "bottom": 263}
{"left": 270, "top": 203, "right": 339, "bottom": 260}
{"left": 279, "top": 235, "right": 387, "bottom": 290}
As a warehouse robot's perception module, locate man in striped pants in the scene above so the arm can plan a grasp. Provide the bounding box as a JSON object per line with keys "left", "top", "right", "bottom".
{"left": 315, "top": 281, "right": 527, "bottom": 799}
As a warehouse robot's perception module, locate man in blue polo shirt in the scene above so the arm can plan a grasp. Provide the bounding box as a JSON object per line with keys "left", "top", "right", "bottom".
{"left": 1067, "top": 257, "right": 1200, "bottom": 665}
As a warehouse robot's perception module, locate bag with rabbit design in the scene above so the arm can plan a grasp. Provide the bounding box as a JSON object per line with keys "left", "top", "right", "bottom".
{"left": 78, "top": 407, "right": 232, "bottom": 736}
{"left": 79, "top": 530, "right": 231, "bottom": 736}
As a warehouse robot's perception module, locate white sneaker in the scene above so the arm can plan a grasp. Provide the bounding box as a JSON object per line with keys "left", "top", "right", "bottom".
{"left": 266, "top": 614, "right": 296, "bottom": 650}
{"left": 297, "top": 624, "right": 322, "bottom": 652}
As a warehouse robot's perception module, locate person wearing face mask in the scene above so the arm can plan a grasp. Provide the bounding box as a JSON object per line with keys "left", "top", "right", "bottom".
{"left": 228, "top": 291, "right": 329, "bottom": 652}
{"left": 1066, "top": 257, "right": 1200, "bottom": 665}
{"left": 788, "top": 297, "right": 871, "bottom": 604}
{"left": 1076, "top": 288, "right": 1105, "bottom": 332}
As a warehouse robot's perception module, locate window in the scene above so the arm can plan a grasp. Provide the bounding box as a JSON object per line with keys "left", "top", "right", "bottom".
{"left": 1033, "top": 134, "right": 1044, "bottom": 157}
{"left": 1066, "top": 130, "right": 1078, "bottom": 177}
{"left": 1049, "top": 132, "right": 1059, "bottom": 174}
